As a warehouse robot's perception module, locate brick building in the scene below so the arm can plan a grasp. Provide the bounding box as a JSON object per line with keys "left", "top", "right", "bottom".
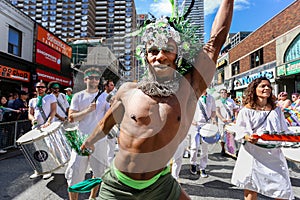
{"left": 216, "top": 0, "right": 300, "bottom": 100}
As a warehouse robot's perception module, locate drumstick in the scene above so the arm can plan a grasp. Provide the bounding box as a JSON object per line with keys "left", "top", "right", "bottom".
{"left": 252, "top": 134, "right": 300, "bottom": 142}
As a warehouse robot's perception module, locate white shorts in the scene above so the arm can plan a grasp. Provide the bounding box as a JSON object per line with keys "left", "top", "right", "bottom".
{"left": 65, "top": 138, "right": 109, "bottom": 186}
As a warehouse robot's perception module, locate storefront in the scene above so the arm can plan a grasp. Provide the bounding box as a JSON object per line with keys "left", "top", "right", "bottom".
{"left": 232, "top": 62, "right": 277, "bottom": 100}
{"left": 34, "top": 25, "right": 73, "bottom": 89}
{"left": 276, "top": 33, "right": 300, "bottom": 95}
{"left": 0, "top": 52, "right": 34, "bottom": 96}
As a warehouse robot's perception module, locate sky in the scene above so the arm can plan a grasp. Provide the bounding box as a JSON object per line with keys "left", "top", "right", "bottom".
{"left": 135, "top": 0, "right": 296, "bottom": 42}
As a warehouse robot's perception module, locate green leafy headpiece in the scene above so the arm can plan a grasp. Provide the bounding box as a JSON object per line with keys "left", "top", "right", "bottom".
{"left": 136, "top": 0, "right": 202, "bottom": 75}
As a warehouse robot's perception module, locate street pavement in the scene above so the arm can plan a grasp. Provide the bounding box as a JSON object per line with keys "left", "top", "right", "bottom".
{"left": 1, "top": 143, "right": 300, "bottom": 200}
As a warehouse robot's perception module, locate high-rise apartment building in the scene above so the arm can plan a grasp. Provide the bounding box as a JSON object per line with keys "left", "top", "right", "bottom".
{"left": 10, "top": 0, "right": 137, "bottom": 80}
{"left": 177, "top": 0, "right": 204, "bottom": 44}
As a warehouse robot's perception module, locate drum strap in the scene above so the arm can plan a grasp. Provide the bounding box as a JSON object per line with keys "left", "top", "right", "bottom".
{"left": 252, "top": 110, "right": 272, "bottom": 132}
{"left": 198, "top": 100, "right": 210, "bottom": 122}
{"left": 37, "top": 106, "right": 48, "bottom": 123}
{"left": 56, "top": 94, "right": 67, "bottom": 116}
{"left": 243, "top": 110, "right": 272, "bottom": 147}
{"left": 223, "top": 102, "right": 234, "bottom": 121}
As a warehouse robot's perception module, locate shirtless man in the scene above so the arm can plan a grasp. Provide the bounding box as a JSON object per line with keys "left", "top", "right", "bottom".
{"left": 81, "top": 0, "right": 234, "bottom": 199}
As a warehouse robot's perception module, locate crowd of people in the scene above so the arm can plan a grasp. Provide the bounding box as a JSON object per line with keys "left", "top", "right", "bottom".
{"left": 0, "top": 84, "right": 74, "bottom": 154}
{"left": 1, "top": 0, "right": 298, "bottom": 199}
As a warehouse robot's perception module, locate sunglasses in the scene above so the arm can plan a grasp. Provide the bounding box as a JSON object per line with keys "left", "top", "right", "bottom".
{"left": 87, "top": 76, "right": 100, "bottom": 80}
{"left": 36, "top": 86, "right": 46, "bottom": 89}
{"left": 52, "top": 87, "right": 60, "bottom": 90}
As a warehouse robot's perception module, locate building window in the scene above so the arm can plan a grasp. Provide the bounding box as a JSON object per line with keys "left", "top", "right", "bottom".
{"left": 49, "top": 22, "right": 56, "bottom": 27}
{"left": 42, "top": 16, "right": 48, "bottom": 21}
{"left": 250, "top": 48, "right": 263, "bottom": 68}
{"left": 231, "top": 61, "right": 240, "bottom": 76}
{"left": 8, "top": 26, "right": 22, "bottom": 56}
{"left": 285, "top": 33, "right": 300, "bottom": 62}
{"left": 81, "top": 4, "right": 88, "bottom": 9}
{"left": 50, "top": 5, "right": 56, "bottom": 10}
{"left": 81, "top": 32, "right": 87, "bottom": 37}
{"left": 82, "top": 10, "right": 88, "bottom": 15}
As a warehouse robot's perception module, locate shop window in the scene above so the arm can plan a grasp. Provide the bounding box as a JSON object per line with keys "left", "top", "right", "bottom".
{"left": 231, "top": 61, "right": 240, "bottom": 76}
{"left": 285, "top": 34, "right": 300, "bottom": 62}
{"left": 250, "top": 48, "right": 263, "bottom": 68}
{"left": 8, "top": 26, "right": 22, "bottom": 57}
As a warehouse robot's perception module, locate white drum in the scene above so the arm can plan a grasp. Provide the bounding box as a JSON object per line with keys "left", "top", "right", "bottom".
{"left": 17, "top": 121, "right": 71, "bottom": 175}
{"left": 200, "top": 124, "right": 220, "bottom": 144}
{"left": 281, "top": 148, "right": 300, "bottom": 163}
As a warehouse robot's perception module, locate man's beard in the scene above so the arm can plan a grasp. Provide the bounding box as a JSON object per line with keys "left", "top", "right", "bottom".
{"left": 137, "top": 66, "right": 181, "bottom": 97}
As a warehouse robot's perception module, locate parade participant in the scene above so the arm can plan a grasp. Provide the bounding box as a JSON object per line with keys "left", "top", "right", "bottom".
{"left": 28, "top": 81, "right": 57, "bottom": 179}
{"left": 48, "top": 81, "right": 69, "bottom": 122}
{"left": 171, "top": 137, "right": 188, "bottom": 181}
{"left": 103, "top": 80, "right": 119, "bottom": 164}
{"left": 216, "top": 88, "right": 238, "bottom": 156}
{"left": 64, "top": 87, "right": 74, "bottom": 105}
{"left": 231, "top": 77, "right": 294, "bottom": 200}
{"left": 81, "top": 0, "right": 234, "bottom": 199}
{"left": 66, "top": 67, "right": 110, "bottom": 200}
{"left": 189, "top": 90, "right": 217, "bottom": 177}
{"left": 277, "top": 91, "right": 292, "bottom": 111}
{"left": 0, "top": 95, "right": 20, "bottom": 153}
{"left": 290, "top": 92, "right": 300, "bottom": 109}
{"left": 12, "top": 90, "right": 29, "bottom": 120}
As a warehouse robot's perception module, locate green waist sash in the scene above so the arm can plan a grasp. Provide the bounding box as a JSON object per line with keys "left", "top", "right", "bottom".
{"left": 114, "top": 165, "right": 170, "bottom": 190}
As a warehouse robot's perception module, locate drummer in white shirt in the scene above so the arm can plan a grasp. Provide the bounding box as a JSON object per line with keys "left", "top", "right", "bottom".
{"left": 47, "top": 81, "right": 69, "bottom": 122}
{"left": 189, "top": 89, "right": 217, "bottom": 177}
{"left": 216, "top": 89, "right": 239, "bottom": 156}
{"left": 28, "top": 80, "right": 57, "bottom": 180}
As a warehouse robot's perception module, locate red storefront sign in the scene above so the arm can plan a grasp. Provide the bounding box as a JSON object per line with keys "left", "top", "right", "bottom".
{"left": 36, "top": 41, "right": 61, "bottom": 71}
{"left": 37, "top": 25, "right": 72, "bottom": 58}
{"left": 0, "top": 65, "right": 30, "bottom": 82}
{"left": 36, "top": 69, "right": 72, "bottom": 86}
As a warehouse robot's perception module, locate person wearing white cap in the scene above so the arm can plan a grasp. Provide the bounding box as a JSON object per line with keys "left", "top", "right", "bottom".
{"left": 64, "top": 87, "right": 73, "bottom": 105}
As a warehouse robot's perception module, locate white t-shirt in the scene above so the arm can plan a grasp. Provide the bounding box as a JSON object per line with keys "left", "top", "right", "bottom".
{"left": 193, "top": 94, "right": 216, "bottom": 125}
{"left": 29, "top": 94, "right": 57, "bottom": 125}
{"left": 55, "top": 93, "right": 70, "bottom": 120}
{"left": 70, "top": 90, "right": 110, "bottom": 136}
{"left": 216, "top": 98, "right": 238, "bottom": 125}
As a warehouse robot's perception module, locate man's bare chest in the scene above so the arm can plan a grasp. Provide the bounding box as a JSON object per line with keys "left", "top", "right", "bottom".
{"left": 124, "top": 94, "right": 181, "bottom": 127}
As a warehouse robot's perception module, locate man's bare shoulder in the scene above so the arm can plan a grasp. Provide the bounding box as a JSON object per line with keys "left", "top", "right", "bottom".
{"left": 118, "top": 82, "right": 137, "bottom": 91}
{"left": 114, "top": 82, "right": 138, "bottom": 100}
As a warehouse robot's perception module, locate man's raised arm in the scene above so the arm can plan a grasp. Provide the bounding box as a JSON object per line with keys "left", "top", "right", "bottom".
{"left": 204, "top": 0, "right": 234, "bottom": 63}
